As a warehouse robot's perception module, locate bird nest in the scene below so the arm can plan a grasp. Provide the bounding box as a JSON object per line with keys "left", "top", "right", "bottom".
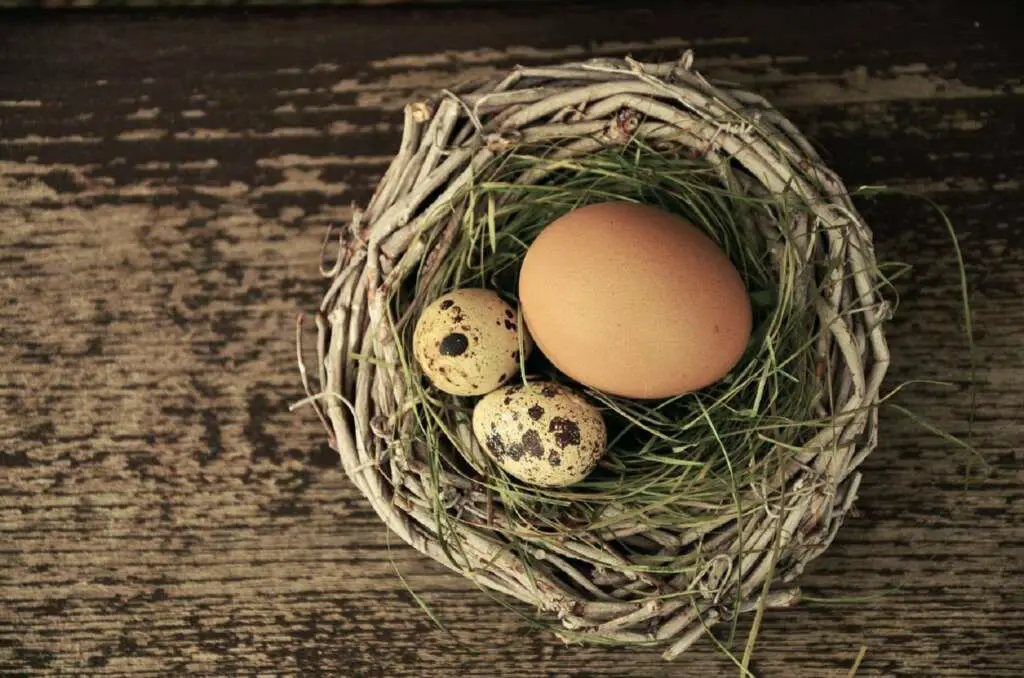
{"left": 298, "top": 53, "right": 891, "bottom": 661}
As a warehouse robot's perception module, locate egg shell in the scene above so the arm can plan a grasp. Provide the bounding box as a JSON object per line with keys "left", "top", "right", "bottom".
{"left": 413, "top": 288, "right": 530, "bottom": 397}
{"left": 472, "top": 381, "right": 606, "bottom": 487}
{"left": 518, "top": 201, "right": 752, "bottom": 399}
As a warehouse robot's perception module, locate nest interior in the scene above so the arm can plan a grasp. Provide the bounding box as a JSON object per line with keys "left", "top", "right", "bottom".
{"left": 301, "top": 53, "right": 891, "bottom": 660}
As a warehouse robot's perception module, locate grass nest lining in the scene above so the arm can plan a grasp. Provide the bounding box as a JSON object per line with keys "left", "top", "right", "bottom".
{"left": 299, "top": 53, "right": 892, "bottom": 662}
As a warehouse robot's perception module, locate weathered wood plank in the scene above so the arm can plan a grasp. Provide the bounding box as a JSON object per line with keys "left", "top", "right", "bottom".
{"left": 2, "top": 3, "right": 1023, "bottom": 676}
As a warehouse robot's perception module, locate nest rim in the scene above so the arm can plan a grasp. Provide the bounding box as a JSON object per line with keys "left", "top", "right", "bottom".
{"left": 301, "top": 52, "right": 892, "bottom": 660}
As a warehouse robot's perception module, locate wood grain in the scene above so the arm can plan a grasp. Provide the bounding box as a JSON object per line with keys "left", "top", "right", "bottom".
{"left": 1, "top": 3, "right": 1023, "bottom": 676}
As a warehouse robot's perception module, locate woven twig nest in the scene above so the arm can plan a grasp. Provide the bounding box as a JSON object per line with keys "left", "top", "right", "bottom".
{"left": 301, "top": 52, "right": 890, "bottom": 660}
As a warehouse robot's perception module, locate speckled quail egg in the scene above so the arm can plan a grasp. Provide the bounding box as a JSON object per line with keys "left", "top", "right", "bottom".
{"left": 413, "top": 288, "right": 531, "bottom": 397}
{"left": 472, "top": 381, "right": 606, "bottom": 487}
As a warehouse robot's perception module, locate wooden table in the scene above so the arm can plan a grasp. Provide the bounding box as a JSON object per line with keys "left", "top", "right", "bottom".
{"left": 2, "top": 2, "right": 1022, "bottom": 676}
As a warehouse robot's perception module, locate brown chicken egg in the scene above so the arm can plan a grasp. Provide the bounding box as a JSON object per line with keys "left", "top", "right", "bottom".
{"left": 518, "top": 201, "right": 752, "bottom": 399}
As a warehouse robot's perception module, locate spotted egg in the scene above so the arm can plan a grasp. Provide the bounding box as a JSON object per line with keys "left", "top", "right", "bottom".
{"left": 472, "top": 381, "right": 606, "bottom": 487}
{"left": 413, "top": 288, "right": 531, "bottom": 397}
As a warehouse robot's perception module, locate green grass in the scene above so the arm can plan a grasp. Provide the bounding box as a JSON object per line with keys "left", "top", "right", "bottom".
{"left": 387, "top": 138, "right": 845, "bottom": 568}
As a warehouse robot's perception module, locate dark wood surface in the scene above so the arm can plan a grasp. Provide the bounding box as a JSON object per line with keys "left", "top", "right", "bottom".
{"left": 2, "top": 2, "right": 1022, "bottom": 676}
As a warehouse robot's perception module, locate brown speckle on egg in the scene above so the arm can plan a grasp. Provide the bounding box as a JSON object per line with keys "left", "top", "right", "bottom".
{"left": 521, "top": 430, "right": 543, "bottom": 458}
{"left": 438, "top": 332, "right": 469, "bottom": 357}
{"left": 548, "top": 417, "right": 580, "bottom": 448}
{"left": 485, "top": 430, "right": 504, "bottom": 456}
